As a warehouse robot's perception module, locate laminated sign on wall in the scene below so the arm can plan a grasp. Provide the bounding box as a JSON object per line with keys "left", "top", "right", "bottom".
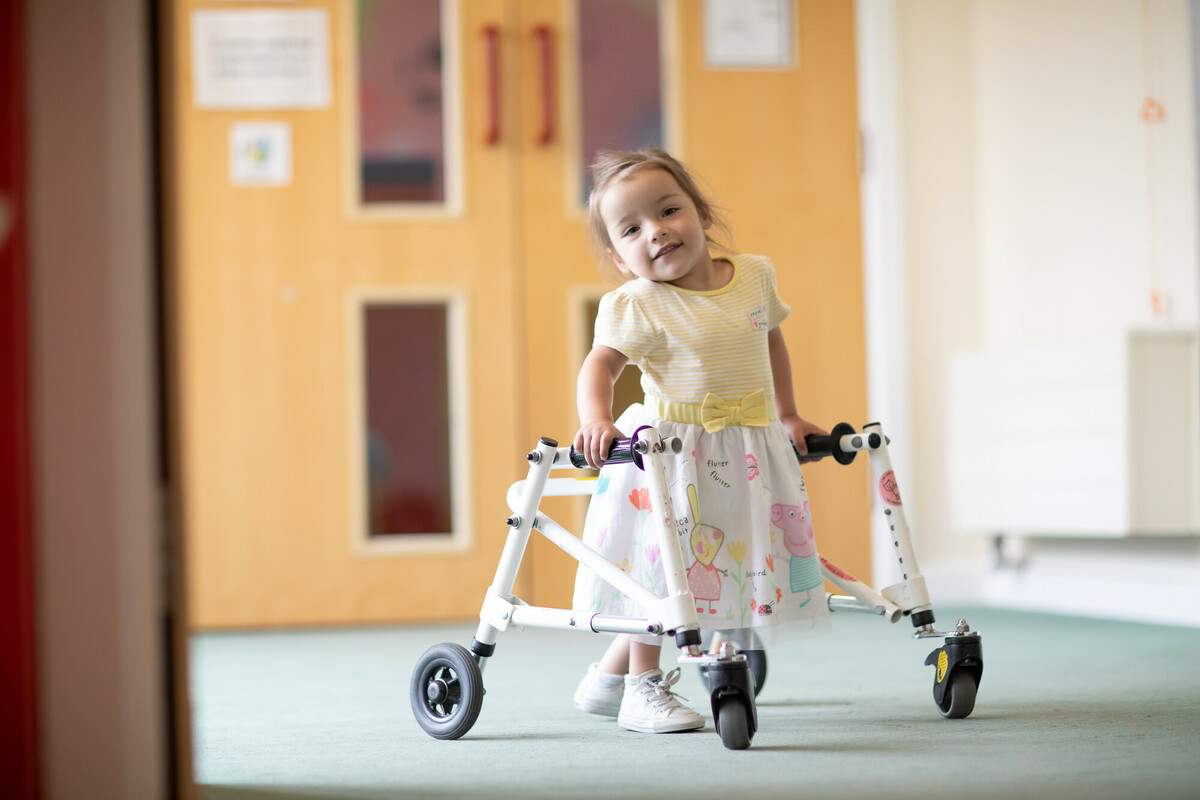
{"left": 703, "top": 0, "right": 795, "bottom": 69}
{"left": 191, "top": 9, "right": 331, "bottom": 109}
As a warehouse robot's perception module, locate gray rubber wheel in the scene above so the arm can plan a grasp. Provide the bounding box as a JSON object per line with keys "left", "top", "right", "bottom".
{"left": 411, "top": 643, "right": 484, "bottom": 739}
{"left": 715, "top": 695, "right": 752, "bottom": 750}
{"left": 937, "top": 671, "right": 978, "bottom": 720}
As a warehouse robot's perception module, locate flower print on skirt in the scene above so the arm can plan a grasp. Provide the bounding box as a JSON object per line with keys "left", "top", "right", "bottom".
{"left": 571, "top": 403, "right": 830, "bottom": 647}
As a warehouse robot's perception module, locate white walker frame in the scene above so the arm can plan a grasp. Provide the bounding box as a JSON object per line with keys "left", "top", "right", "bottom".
{"left": 410, "top": 422, "right": 984, "bottom": 750}
{"left": 481, "top": 432, "right": 697, "bottom": 646}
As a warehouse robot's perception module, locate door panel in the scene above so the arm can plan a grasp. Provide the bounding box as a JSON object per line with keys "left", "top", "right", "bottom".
{"left": 169, "top": 0, "right": 525, "bottom": 627}
{"left": 356, "top": 0, "right": 450, "bottom": 204}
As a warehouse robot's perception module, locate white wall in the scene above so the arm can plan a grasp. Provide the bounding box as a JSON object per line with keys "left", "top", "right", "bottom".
{"left": 974, "top": 0, "right": 1199, "bottom": 342}
{"left": 864, "top": 0, "right": 1200, "bottom": 625}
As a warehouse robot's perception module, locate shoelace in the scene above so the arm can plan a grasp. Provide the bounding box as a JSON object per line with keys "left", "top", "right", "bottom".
{"left": 645, "top": 668, "right": 690, "bottom": 712}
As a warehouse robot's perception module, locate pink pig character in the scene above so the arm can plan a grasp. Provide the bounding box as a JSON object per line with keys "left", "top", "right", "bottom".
{"left": 773, "top": 501, "right": 820, "bottom": 597}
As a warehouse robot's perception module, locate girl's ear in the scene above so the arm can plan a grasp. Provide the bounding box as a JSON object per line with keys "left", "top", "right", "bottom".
{"left": 606, "top": 248, "right": 626, "bottom": 270}
{"left": 701, "top": 213, "right": 713, "bottom": 231}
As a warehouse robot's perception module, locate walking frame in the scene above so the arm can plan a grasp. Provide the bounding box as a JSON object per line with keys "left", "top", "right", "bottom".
{"left": 411, "top": 422, "right": 984, "bottom": 750}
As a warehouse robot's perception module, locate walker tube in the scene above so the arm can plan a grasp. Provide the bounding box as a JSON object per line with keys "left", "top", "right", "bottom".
{"left": 588, "top": 614, "right": 666, "bottom": 636}
{"left": 474, "top": 437, "right": 559, "bottom": 654}
{"left": 505, "top": 604, "right": 661, "bottom": 636}
{"left": 639, "top": 429, "right": 700, "bottom": 638}
{"left": 534, "top": 515, "right": 662, "bottom": 611}
{"left": 863, "top": 423, "right": 934, "bottom": 624}
{"left": 827, "top": 594, "right": 881, "bottom": 613}
{"left": 819, "top": 556, "right": 903, "bottom": 621}
{"left": 507, "top": 477, "right": 598, "bottom": 504}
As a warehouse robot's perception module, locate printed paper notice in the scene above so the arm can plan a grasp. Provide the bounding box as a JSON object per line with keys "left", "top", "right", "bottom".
{"left": 703, "top": 0, "right": 795, "bottom": 69}
{"left": 230, "top": 122, "right": 292, "bottom": 186}
{"left": 191, "top": 9, "right": 331, "bottom": 109}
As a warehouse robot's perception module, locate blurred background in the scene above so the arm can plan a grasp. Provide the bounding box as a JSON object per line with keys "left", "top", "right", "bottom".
{"left": 3, "top": 0, "right": 1197, "bottom": 797}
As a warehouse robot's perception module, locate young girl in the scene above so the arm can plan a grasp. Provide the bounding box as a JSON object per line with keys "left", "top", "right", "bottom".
{"left": 571, "top": 148, "right": 829, "bottom": 734}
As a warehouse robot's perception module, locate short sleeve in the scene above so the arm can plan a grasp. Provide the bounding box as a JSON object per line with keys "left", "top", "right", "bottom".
{"left": 593, "top": 288, "right": 658, "bottom": 365}
{"left": 760, "top": 257, "right": 791, "bottom": 329}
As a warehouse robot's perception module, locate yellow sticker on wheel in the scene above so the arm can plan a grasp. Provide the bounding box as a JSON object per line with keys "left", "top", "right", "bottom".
{"left": 937, "top": 651, "right": 948, "bottom": 684}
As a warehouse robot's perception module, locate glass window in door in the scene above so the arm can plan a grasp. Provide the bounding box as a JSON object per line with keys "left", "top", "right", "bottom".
{"left": 578, "top": 0, "right": 665, "bottom": 201}
{"left": 359, "top": 300, "right": 464, "bottom": 542}
{"left": 357, "top": 0, "right": 459, "bottom": 207}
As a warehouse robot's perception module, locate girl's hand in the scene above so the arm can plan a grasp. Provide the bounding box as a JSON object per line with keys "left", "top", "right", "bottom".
{"left": 781, "top": 414, "right": 827, "bottom": 463}
{"left": 574, "top": 420, "right": 625, "bottom": 469}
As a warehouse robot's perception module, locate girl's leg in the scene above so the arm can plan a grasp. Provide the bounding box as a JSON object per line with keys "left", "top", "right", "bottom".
{"left": 597, "top": 634, "right": 632, "bottom": 675}
{"left": 595, "top": 636, "right": 664, "bottom": 676}
{"left": 627, "top": 639, "right": 662, "bottom": 676}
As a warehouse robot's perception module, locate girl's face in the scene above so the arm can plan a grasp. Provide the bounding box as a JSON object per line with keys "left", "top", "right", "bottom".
{"left": 599, "top": 168, "right": 716, "bottom": 291}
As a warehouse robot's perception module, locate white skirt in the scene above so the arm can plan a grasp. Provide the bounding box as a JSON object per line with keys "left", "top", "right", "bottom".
{"left": 571, "top": 403, "right": 830, "bottom": 647}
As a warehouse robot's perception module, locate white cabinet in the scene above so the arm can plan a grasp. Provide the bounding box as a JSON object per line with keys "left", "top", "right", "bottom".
{"left": 948, "top": 330, "right": 1200, "bottom": 537}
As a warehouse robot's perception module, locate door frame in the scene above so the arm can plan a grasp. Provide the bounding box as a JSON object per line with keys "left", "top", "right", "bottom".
{"left": 22, "top": 0, "right": 181, "bottom": 795}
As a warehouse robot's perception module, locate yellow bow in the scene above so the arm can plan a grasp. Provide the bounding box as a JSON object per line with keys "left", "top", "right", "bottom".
{"left": 699, "top": 390, "right": 770, "bottom": 433}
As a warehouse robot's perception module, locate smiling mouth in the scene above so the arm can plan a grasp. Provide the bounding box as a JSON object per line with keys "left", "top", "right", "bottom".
{"left": 653, "top": 243, "right": 679, "bottom": 260}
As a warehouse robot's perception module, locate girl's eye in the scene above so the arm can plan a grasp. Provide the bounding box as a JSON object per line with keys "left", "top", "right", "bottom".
{"left": 662, "top": 206, "right": 679, "bottom": 217}
{"left": 622, "top": 225, "right": 639, "bottom": 237}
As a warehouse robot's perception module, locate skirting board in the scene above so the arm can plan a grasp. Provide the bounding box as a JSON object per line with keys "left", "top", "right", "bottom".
{"left": 919, "top": 563, "right": 1200, "bottom": 629}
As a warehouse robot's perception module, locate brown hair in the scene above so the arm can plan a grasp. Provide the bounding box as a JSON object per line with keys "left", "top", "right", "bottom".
{"left": 587, "top": 148, "right": 729, "bottom": 282}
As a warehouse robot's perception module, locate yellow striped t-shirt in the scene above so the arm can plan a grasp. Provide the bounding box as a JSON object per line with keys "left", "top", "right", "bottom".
{"left": 593, "top": 253, "right": 790, "bottom": 405}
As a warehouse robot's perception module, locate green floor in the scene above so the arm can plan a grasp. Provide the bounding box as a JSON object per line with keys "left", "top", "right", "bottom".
{"left": 192, "top": 607, "right": 1200, "bottom": 799}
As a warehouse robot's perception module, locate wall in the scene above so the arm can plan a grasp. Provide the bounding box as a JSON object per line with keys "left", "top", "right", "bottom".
{"left": 975, "top": 0, "right": 1199, "bottom": 341}
{"left": 27, "top": 0, "right": 174, "bottom": 797}
{"left": 884, "top": 0, "right": 1200, "bottom": 625}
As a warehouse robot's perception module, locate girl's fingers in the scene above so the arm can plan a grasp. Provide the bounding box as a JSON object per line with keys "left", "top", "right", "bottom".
{"left": 594, "top": 432, "right": 610, "bottom": 467}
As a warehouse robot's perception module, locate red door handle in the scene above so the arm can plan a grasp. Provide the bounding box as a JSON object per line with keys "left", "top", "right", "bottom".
{"left": 534, "top": 26, "right": 554, "bottom": 145}
{"left": 482, "top": 25, "right": 501, "bottom": 145}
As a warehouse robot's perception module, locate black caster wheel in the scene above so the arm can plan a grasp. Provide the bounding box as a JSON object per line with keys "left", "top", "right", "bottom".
{"left": 410, "top": 643, "right": 484, "bottom": 739}
{"left": 936, "top": 670, "right": 978, "bottom": 720}
{"left": 926, "top": 629, "right": 983, "bottom": 720}
{"left": 699, "top": 649, "right": 767, "bottom": 696}
{"left": 714, "top": 694, "right": 753, "bottom": 750}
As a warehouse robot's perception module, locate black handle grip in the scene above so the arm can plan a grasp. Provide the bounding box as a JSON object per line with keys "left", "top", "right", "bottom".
{"left": 568, "top": 437, "right": 642, "bottom": 469}
{"left": 795, "top": 422, "right": 860, "bottom": 466}
{"left": 801, "top": 434, "right": 835, "bottom": 460}
{"left": 567, "top": 427, "right": 682, "bottom": 470}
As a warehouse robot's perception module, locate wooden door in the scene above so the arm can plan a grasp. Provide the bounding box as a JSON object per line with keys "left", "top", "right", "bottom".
{"left": 519, "top": 0, "right": 870, "bottom": 608}
{"left": 167, "top": 0, "right": 528, "bottom": 628}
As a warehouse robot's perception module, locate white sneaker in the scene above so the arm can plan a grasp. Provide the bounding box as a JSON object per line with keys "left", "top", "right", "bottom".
{"left": 573, "top": 662, "right": 624, "bottom": 717}
{"left": 617, "top": 668, "right": 705, "bottom": 733}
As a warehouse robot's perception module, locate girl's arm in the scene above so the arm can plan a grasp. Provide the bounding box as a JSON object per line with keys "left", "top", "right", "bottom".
{"left": 575, "top": 344, "right": 630, "bottom": 468}
{"left": 768, "top": 326, "right": 827, "bottom": 458}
